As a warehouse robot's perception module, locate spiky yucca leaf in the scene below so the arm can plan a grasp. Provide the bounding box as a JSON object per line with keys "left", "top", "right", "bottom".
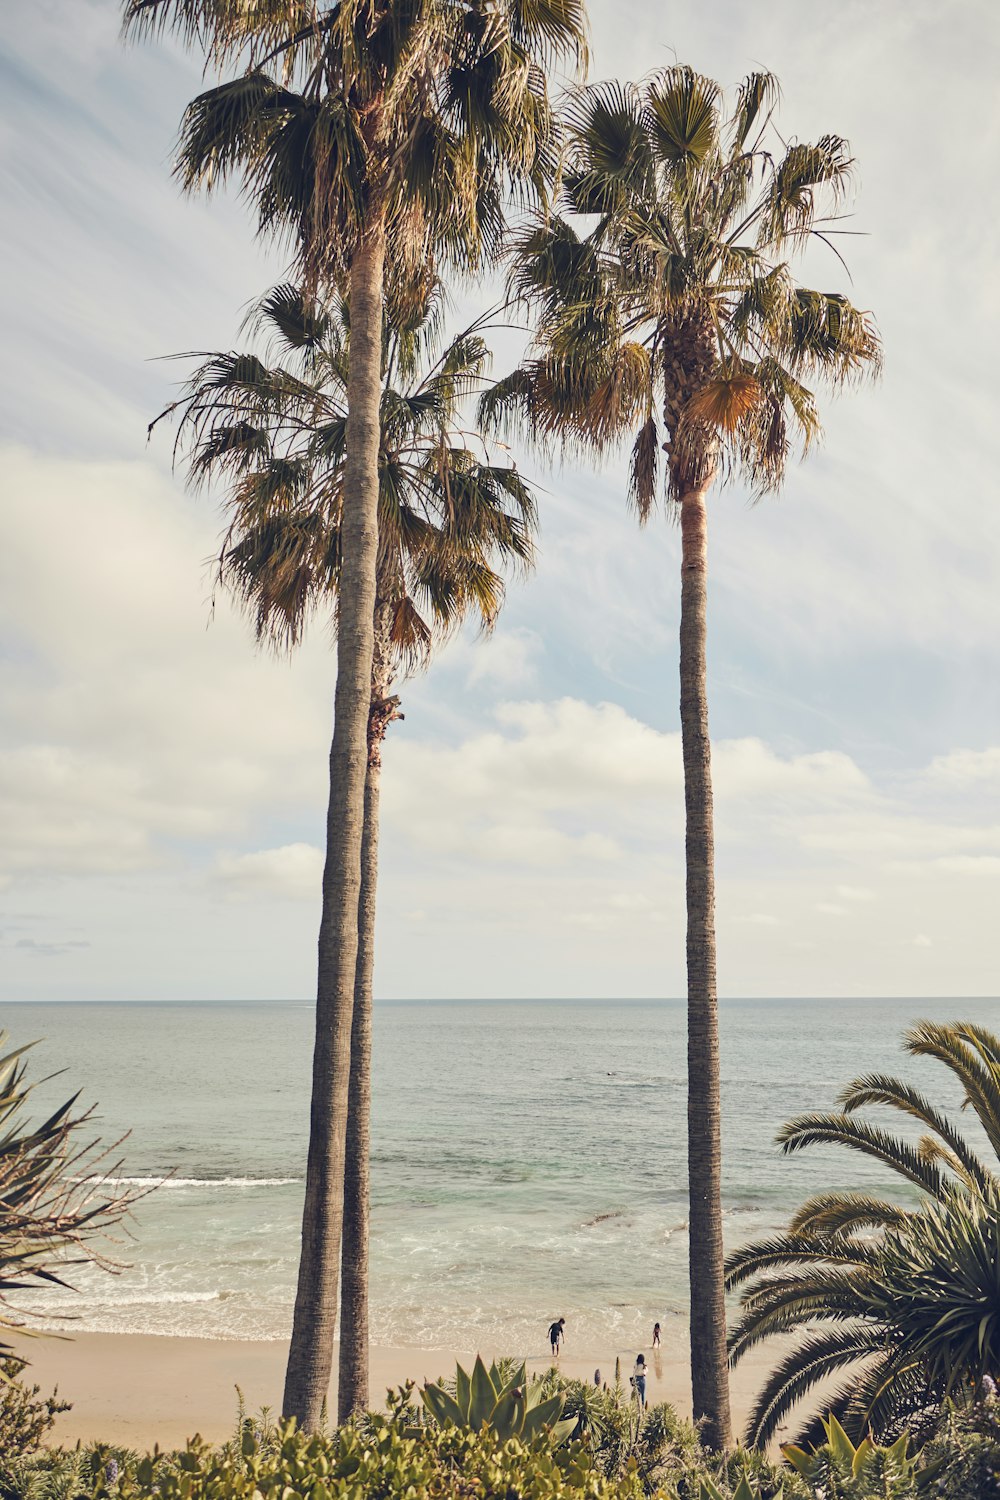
{"left": 0, "top": 1034, "right": 137, "bottom": 1358}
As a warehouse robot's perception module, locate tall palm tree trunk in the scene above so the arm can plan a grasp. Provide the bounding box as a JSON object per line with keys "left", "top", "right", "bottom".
{"left": 338, "top": 606, "right": 399, "bottom": 1421}
{"left": 283, "top": 225, "right": 386, "bottom": 1431}
{"left": 679, "top": 483, "right": 732, "bottom": 1452}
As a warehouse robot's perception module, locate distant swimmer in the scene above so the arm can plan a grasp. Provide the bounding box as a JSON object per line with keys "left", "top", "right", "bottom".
{"left": 652, "top": 1322, "right": 661, "bottom": 1348}
{"left": 548, "top": 1317, "right": 566, "bottom": 1355}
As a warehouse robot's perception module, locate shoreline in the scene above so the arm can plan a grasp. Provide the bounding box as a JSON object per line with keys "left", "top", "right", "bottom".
{"left": 24, "top": 1330, "right": 780, "bottom": 1450}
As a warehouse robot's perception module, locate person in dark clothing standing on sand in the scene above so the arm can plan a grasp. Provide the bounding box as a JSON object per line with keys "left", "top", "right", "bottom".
{"left": 633, "top": 1353, "right": 648, "bottom": 1409}
{"left": 548, "top": 1317, "right": 565, "bottom": 1355}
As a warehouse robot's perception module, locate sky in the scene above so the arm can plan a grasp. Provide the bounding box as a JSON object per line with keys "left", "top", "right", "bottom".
{"left": 2, "top": 0, "right": 999, "bottom": 1002}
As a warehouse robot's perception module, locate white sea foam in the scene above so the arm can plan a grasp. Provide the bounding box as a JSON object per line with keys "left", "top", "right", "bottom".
{"left": 78, "top": 1176, "right": 300, "bottom": 1189}
{"left": 21, "top": 994, "right": 978, "bottom": 1349}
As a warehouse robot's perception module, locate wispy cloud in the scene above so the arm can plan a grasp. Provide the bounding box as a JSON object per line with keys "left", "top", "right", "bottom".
{"left": 2, "top": 0, "right": 999, "bottom": 1000}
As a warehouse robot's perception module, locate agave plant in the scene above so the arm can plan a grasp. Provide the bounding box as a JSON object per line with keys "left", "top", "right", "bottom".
{"left": 420, "top": 1357, "right": 576, "bottom": 1447}
{"left": 782, "top": 1414, "right": 942, "bottom": 1498}
{"left": 695, "top": 1476, "right": 782, "bottom": 1500}
{"left": 728, "top": 1021, "right": 1000, "bottom": 1446}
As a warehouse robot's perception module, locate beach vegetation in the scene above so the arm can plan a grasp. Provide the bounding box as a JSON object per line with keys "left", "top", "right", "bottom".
{"left": 0, "top": 1034, "right": 136, "bottom": 1361}
{"left": 419, "top": 1356, "right": 576, "bottom": 1444}
{"left": 481, "top": 66, "right": 881, "bottom": 1450}
{"left": 0, "top": 1357, "right": 69, "bottom": 1458}
{"left": 157, "top": 279, "right": 536, "bottom": 1424}
{"left": 123, "top": 0, "right": 587, "bottom": 1430}
{"left": 538, "top": 1369, "right": 706, "bottom": 1485}
{"left": 728, "top": 1021, "right": 1000, "bottom": 1446}
{"left": 780, "top": 1414, "right": 939, "bottom": 1495}
{"left": 8, "top": 1384, "right": 1000, "bottom": 1500}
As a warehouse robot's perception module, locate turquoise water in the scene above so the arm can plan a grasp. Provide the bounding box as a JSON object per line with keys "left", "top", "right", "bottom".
{"left": 3, "top": 997, "right": 996, "bottom": 1358}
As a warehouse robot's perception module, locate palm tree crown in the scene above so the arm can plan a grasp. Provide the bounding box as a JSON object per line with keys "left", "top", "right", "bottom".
{"left": 123, "top": 0, "right": 588, "bottom": 286}
{"left": 161, "top": 282, "right": 536, "bottom": 664}
{"left": 727, "top": 1021, "right": 1000, "bottom": 1448}
{"left": 486, "top": 65, "right": 881, "bottom": 497}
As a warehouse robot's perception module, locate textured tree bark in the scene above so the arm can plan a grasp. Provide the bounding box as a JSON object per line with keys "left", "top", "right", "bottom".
{"left": 337, "top": 604, "right": 397, "bottom": 1421}
{"left": 679, "top": 484, "right": 733, "bottom": 1452}
{"left": 283, "top": 224, "right": 386, "bottom": 1430}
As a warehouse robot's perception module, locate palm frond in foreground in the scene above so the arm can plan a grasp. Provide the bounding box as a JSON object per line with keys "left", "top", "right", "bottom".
{"left": 728, "top": 1020, "right": 1000, "bottom": 1447}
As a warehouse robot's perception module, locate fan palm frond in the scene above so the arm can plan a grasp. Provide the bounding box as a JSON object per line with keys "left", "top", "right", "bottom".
{"left": 489, "top": 66, "right": 879, "bottom": 504}
{"left": 159, "top": 280, "right": 537, "bottom": 669}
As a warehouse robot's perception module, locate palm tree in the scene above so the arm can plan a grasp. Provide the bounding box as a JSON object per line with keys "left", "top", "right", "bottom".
{"left": 160, "top": 281, "right": 536, "bottom": 1418}
{"left": 124, "top": 0, "right": 585, "bottom": 1427}
{"left": 483, "top": 68, "right": 881, "bottom": 1448}
{"left": 727, "top": 1019, "right": 1000, "bottom": 1446}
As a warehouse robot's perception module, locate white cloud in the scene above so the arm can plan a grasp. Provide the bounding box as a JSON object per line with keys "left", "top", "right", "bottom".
{"left": 0, "top": 447, "right": 333, "bottom": 883}
{"left": 836, "top": 885, "right": 876, "bottom": 902}
{"left": 3, "top": 0, "right": 1000, "bottom": 1001}
{"left": 465, "top": 629, "right": 542, "bottom": 690}
{"left": 925, "top": 749, "right": 1000, "bottom": 787}
{"left": 213, "top": 844, "right": 323, "bottom": 898}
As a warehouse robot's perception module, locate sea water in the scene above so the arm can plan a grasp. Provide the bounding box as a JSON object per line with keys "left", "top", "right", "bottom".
{"left": 3, "top": 997, "right": 996, "bottom": 1358}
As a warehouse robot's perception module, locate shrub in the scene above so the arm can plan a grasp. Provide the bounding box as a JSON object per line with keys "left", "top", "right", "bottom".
{"left": 0, "top": 1358, "right": 70, "bottom": 1459}
{"left": 0, "top": 1442, "right": 152, "bottom": 1500}
{"left": 538, "top": 1371, "right": 705, "bottom": 1489}
{"left": 920, "top": 1397, "right": 1000, "bottom": 1500}
{"left": 74, "top": 1408, "right": 646, "bottom": 1500}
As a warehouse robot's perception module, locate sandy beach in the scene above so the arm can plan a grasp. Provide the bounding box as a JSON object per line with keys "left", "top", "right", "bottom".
{"left": 24, "top": 1331, "right": 780, "bottom": 1451}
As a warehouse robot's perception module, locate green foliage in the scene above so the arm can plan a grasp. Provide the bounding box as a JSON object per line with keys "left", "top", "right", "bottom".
{"left": 159, "top": 285, "right": 536, "bottom": 678}
{"left": 420, "top": 1356, "right": 576, "bottom": 1446}
{"left": 781, "top": 1415, "right": 933, "bottom": 1497}
{"left": 728, "top": 1021, "right": 1000, "bottom": 1446}
{"left": 3, "top": 1392, "right": 997, "bottom": 1500}
{"left": 920, "top": 1397, "right": 1000, "bottom": 1499}
{"left": 693, "top": 1476, "right": 782, "bottom": 1500}
{"left": 539, "top": 1371, "right": 705, "bottom": 1489}
{"left": 0, "top": 1442, "right": 149, "bottom": 1500}
{"left": 89, "top": 1409, "right": 639, "bottom": 1500}
{"left": 488, "top": 66, "right": 880, "bottom": 507}
{"left": 0, "top": 1357, "right": 70, "bottom": 1458}
{"left": 0, "top": 1034, "right": 136, "bottom": 1359}
{"left": 123, "top": 0, "right": 587, "bottom": 291}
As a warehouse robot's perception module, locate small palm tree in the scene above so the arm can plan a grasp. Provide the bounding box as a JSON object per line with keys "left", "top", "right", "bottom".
{"left": 124, "top": 0, "right": 585, "bottom": 1428}
{"left": 160, "top": 282, "right": 536, "bottom": 1417}
{"left": 727, "top": 1020, "right": 1000, "bottom": 1446}
{"left": 484, "top": 67, "right": 881, "bottom": 1448}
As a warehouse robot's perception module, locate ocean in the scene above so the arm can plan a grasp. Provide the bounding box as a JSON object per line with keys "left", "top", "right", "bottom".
{"left": 3, "top": 997, "right": 996, "bottom": 1360}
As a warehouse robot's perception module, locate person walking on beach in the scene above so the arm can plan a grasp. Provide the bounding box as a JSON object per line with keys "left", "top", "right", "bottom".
{"left": 652, "top": 1322, "right": 661, "bottom": 1348}
{"left": 548, "top": 1318, "right": 565, "bottom": 1356}
{"left": 633, "top": 1353, "right": 648, "bottom": 1409}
